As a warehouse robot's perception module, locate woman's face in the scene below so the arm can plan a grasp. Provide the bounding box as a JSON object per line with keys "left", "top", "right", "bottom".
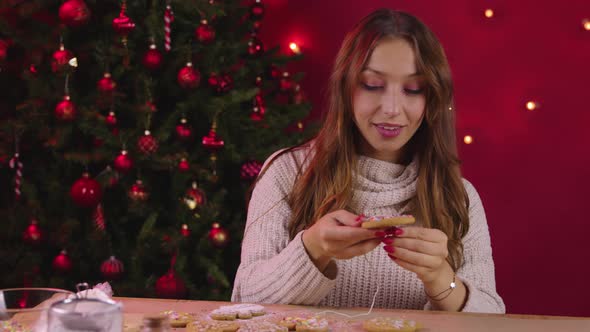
{"left": 352, "top": 37, "right": 426, "bottom": 163}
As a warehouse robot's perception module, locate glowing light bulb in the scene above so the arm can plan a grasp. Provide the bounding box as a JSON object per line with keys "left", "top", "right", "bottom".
{"left": 484, "top": 9, "right": 494, "bottom": 18}
{"left": 583, "top": 19, "right": 590, "bottom": 31}
{"left": 526, "top": 101, "right": 539, "bottom": 111}
{"left": 289, "top": 42, "right": 301, "bottom": 54}
{"left": 463, "top": 135, "right": 473, "bottom": 145}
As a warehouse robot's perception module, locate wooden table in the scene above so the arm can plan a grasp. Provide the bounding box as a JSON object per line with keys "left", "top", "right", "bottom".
{"left": 117, "top": 297, "right": 590, "bottom": 332}
{"left": 9, "top": 296, "right": 590, "bottom": 331}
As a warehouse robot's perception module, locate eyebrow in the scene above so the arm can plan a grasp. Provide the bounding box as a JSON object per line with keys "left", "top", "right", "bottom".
{"left": 362, "top": 66, "right": 422, "bottom": 78}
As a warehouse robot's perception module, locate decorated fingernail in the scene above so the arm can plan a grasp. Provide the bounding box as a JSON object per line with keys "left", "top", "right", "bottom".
{"left": 375, "top": 231, "right": 386, "bottom": 238}
{"left": 383, "top": 245, "right": 395, "bottom": 253}
{"left": 382, "top": 237, "right": 394, "bottom": 245}
{"left": 394, "top": 228, "right": 403, "bottom": 236}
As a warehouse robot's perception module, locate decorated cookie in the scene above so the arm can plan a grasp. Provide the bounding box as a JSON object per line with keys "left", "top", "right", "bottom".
{"left": 210, "top": 303, "right": 266, "bottom": 320}
{"left": 160, "top": 310, "right": 191, "bottom": 327}
{"left": 278, "top": 317, "right": 305, "bottom": 330}
{"left": 362, "top": 317, "right": 420, "bottom": 332}
{"left": 295, "top": 317, "right": 329, "bottom": 332}
{"left": 361, "top": 215, "right": 415, "bottom": 229}
{"left": 186, "top": 319, "right": 240, "bottom": 332}
{"left": 239, "top": 321, "right": 289, "bottom": 332}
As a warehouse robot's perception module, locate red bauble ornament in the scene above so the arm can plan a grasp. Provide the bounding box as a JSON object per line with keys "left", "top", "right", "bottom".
{"left": 255, "top": 76, "right": 263, "bottom": 87}
{"left": 155, "top": 270, "right": 187, "bottom": 299}
{"left": 113, "top": 150, "right": 133, "bottom": 173}
{"left": 143, "top": 100, "right": 157, "bottom": 113}
{"left": 175, "top": 118, "right": 193, "bottom": 141}
{"left": 280, "top": 71, "right": 294, "bottom": 92}
{"left": 0, "top": 39, "right": 9, "bottom": 62}
{"left": 208, "top": 223, "right": 228, "bottom": 248}
{"left": 51, "top": 44, "right": 73, "bottom": 73}
{"left": 201, "top": 125, "right": 224, "bottom": 152}
{"left": 180, "top": 224, "right": 190, "bottom": 237}
{"left": 208, "top": 72, "right": 233, "bottom": 94}
{"left": 22, "top": 219, "right": 43, "bottom": 245}
{"left": 184, "top": 182, "right": 206, "bottom": 210}
{"left": 178, "top": 158, "right": 190, "bottom": 172}
{"left": 142, "top": 44, "right": 162, "bottom": 70}
{"left": 128, "top": 180, "right": 149, "bottom": 202}
{"left": 55, "top": 95, "right": 76, "bottom": 121}
{"left": 53, "top": 250, "right": 73, "bottom": 273}
{"left": 177, "top": 62, "right": 200, "bottom": 89}
{"left": 112, "top": 3, "right": 135, "bottom": 41}
{"left": 249, "top": 0, "right": 265, "bottom": 20}
{"left": 70, "top": 173, "right": 102, "bottom": 208}
{"left": 101, "top": 256, "right": 124, "bottom": 280}
{"left": 250, "top": 94, "right": 266, "bottom": 121}
{"left": 137, "top": 130, "right": 158, "bottom": 155}
{"left": 105, "top": 111, "right": 117, "bottom": 127}
{"left": 195, "top": 20, "right": 215, "bottom": 44}
{"left": 59, "top": 0, "right": 91, "bottom": 27}
{"left": 247, "top": 35, "right": 264, "bottom": 57}
{"left": 240, "top": 160, "right": 263, "bottom": 181}
{"left": 97, "top": 73, "right": 116, "bottom": 94}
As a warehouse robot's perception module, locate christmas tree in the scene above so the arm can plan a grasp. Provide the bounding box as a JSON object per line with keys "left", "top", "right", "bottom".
{"left": 0, "top": 0, "right": 311, "bottom": 300}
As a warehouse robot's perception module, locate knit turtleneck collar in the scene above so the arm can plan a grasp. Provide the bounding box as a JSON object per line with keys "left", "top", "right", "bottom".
{"left": 351, "top": 155, "right": 419, "bottom": 215}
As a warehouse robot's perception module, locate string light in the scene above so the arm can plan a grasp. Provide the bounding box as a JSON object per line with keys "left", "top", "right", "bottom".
{"left": 583, "top": 19, "right": 590, "bottom": 31}
{"left": 289, "top": 42, "right": 301, "bottom": 54}
{"left": 463, "top": 135, "right": 473, "bottom": 145}
{"left": 68, "top": 57, "right": 78, "bottom": 67}
{"left": 484, "top": 9, "right": 494, "bottom": 18}
{"left": 526, "top": 101, "right": 539, "bottom": 111}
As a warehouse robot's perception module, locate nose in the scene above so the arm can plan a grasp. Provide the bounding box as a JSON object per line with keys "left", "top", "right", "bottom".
{"left": 381, "top": 90, "right": 402, "bottom": 116}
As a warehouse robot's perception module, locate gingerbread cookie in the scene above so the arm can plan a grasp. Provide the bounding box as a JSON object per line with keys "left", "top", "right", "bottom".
{"left": 186, "top": 319, "right": 240, "bottom": 332}
{"left": 239, "top": 321, "right": 289, "bottom": 332}
{"left": 160, "top": 310, "right": 191, "bottom": 327}
{"left": 295, "top": 317, "right": 329, "bottom": 332}
{"left": 362, "top": 317, "right": 420, "bottom": 332}
{"left": 278, "top": 317, "right": 304, "bottom": 330}
{"left": 361, "top": 215, "right": 415, "bottom": 229}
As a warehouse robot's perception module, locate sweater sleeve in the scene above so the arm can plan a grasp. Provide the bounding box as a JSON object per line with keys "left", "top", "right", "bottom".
{"left": 231, "top": 150, "right": 337, "bottom": 305}
{"left": 454, "top": 179, "right": 506, "bottom": 313}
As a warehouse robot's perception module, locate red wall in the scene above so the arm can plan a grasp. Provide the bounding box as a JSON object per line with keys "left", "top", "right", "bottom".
{"left": 260, "top": 0, "right": 590, "bottom": 317}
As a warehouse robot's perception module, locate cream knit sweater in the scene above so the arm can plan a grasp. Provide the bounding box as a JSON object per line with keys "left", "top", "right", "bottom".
{"left": 231, "top": 145, "right": 505, "bottom": 313}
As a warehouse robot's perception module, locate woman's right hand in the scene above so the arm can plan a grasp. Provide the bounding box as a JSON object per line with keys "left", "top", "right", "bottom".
{"left": 301, "top": 210, "right": 381, "bottom": 271}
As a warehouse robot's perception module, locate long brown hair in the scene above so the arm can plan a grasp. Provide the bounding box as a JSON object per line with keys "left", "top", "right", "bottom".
{"left": 255, "top": 9, "right": 469, "bottom": 271}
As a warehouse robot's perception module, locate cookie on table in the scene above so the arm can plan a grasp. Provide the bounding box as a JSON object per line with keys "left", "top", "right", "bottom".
{"left": 361, "top": 215, "right": 415, "bottom": 229}
{"left": 278, "top": 316, "right": 304, "bottom": 330}
{"left": 160, "top": 310, "right": 192, "bottom": 327}
{"left": 239, "top": 321, "right": 289, "bottom": 332}
{"left": 186, "top": 319, "right": 240, "bottom": 332}
{"left": 295, "top": 317, "right": 330, "bottom": 332}
{"left": 210, "top": 303, "right": 266, "bottom": 320}
{"left": 362, "top": 317, "right": 420, "bottom": 332}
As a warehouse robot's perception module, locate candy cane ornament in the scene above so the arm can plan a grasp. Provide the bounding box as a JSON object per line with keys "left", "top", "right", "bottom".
{"left": 164, "top": 4, "right": 174, "bottom": 52}
{"left": 9, "top": 153, "right": 23, "bottom": 201}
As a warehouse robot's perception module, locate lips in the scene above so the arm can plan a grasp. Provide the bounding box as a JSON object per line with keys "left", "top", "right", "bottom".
{"left": 373, "top": 123, "right": 404, "bottom": 138}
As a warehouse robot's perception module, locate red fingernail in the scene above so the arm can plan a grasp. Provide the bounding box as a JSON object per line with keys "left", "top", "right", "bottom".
{"left": 375, "top": 231, "right": 386, "bottom": 238}
{"left": 382, "top": 237, "right": 394, "bottom": 245}
{"left": 388, "top": 253, "right": 397, "bottom": 261}
{"left": 383, "top": 245, "right": 395, "bottom": 253}
{"left": 355, "top": 214, "right": 365, "bottom": 222}
{"left": 395, "top": 228, "right": 403, "bottom": 236}
{"left": 385, "top": 227, "right": 398, "bottom": 235}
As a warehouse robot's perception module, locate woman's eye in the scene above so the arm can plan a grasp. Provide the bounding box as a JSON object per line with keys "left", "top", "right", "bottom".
{"left": 404, "top": 87, "right": 424, "bottom": 95}
{"left": 361, "top": 82, "right": 384, "bottom": 91}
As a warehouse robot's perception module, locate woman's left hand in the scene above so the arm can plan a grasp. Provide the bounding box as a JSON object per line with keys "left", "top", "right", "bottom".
{"left": 382, "top": 226, "right": 449, "bottom": 284}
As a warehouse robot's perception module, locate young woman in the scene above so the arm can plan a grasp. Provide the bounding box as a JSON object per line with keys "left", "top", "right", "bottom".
{"left": 231, "top": 8, "right": 505, "bottom": 313}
